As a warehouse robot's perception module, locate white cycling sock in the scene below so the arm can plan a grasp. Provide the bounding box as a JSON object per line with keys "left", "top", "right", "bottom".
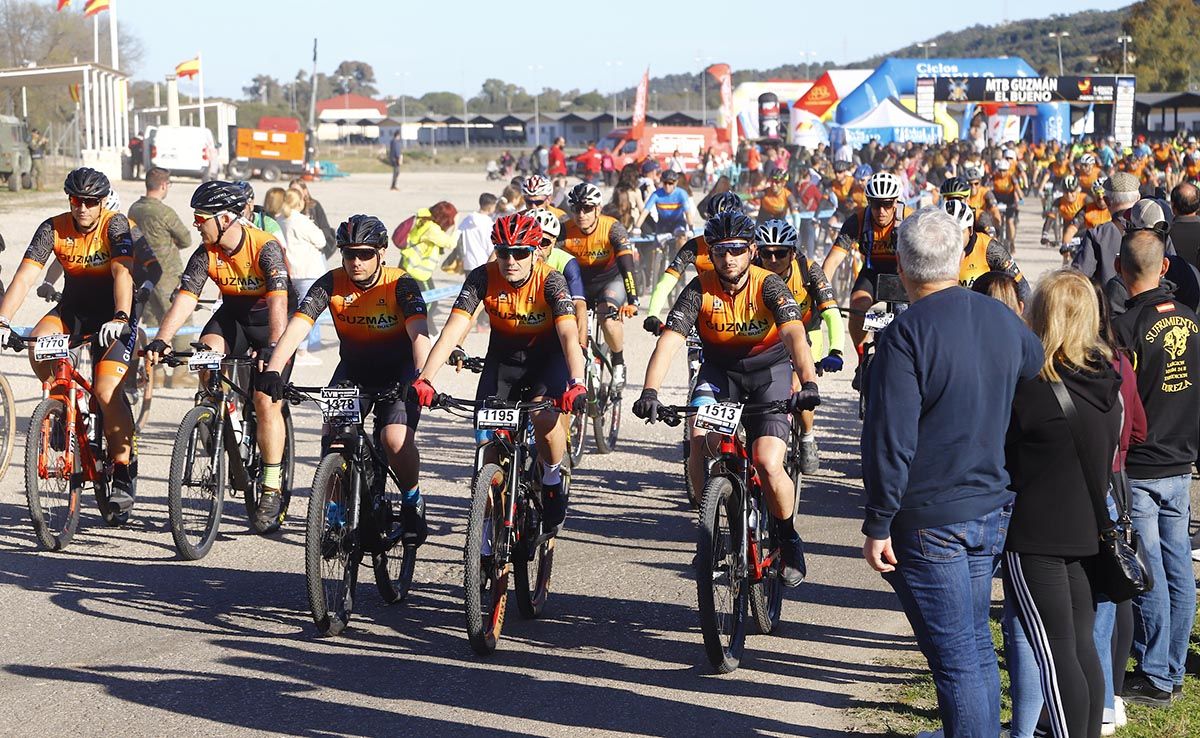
{"left": 541, "top": 460, "right": 562, "bottom": 486}
{"left": 801, "top": 432, "right": 815, "bottom": 442}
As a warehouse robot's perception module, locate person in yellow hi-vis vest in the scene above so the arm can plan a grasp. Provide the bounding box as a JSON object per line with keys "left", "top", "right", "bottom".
{"left": 401, "top": 202, "right": 458, "bottom": 289}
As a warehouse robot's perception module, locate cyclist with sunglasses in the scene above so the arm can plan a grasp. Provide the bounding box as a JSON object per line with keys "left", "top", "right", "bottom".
{"left": 634, "top": 211, "right": 822, "bottom": 586}
{"left": 964, "top": 165, "right": 1002, "bottom": 235}
{"left": 411, "top": 213, "right": 587, "bottom": 531}
{"left": 528, "top": 208, "right": 588, "bottom": 346}
{"left": 944, "top": 200, "right": 1030, "bottom": 301}
{"left": 754, "top": 219, "right": 844, "bottom": 474}
{"left": 561, "top": 182, "right": 638, "bottom": 388}
{"left": 145, "top": 180, "right": 293, "bottom": 531}
{"left": 820, "top": 171, "right": 911, "bottom": 381}
{"left": 753, "top": 170, "right": 799, "bottom": 224}
{"left": 520, "top": 175, "right": 566, "bottom": 220}
{"left": 0, "top": 167, "right": 140, "bottom": 512}
{"left": 634, "top": 169, "right": 693, "bottom": 237}
{"left": 258, "top": 215, "right": 433, "bottom": 544}
{"left": 642, "top": 191, "right": 743, "bottom": 334}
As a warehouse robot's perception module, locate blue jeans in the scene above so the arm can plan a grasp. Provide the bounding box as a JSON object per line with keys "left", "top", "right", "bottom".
{"left": 1129, "top": 474, "right": 1197, "bottom": 692}
{"left": 883, "top": 504, "right": 1010, "bottom": 738}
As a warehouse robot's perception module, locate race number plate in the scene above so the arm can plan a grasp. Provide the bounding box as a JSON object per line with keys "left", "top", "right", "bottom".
{"left": 694, "top": 402, "right": 744, "bottom": 436}
{"left": 320, "top": 387, "right": 361, "bottom": 423}
{"left": 863, "top": 310, "right": 894, "bottom": 332}
{"left": 33, "top": 334, "right": 69, "bottom": 362}
{"left": 997, "top": 202, "right": 1008, "bottom": 213}
{"left": 476, "top": 407, "right": 519, "bottom": 430}
{"left": 188, "top": 351, "right": 225, "bottom": 372}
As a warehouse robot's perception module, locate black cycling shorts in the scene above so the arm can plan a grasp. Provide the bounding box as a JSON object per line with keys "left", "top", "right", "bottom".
{"left": 475, "top": 350, "right": 568, "bottom": 405}
{"left": 689, "top": 360, "right": 792, "bottom": 442}
{"left": 584, "top": 272, "right": 628, "bottom": 311}
{"left": 329, "top": 363, "right": 420, "bottom": 431}
{"left": 201, "top": 305, "right": 273, "bottom": 356}
{"left": 851, "top": 266, "right": 895, "bottom": 301}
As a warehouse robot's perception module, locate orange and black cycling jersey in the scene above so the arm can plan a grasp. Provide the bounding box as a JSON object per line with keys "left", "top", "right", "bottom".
{"left": 1057, "top": 192, "right": 1086, "bottom": 224}
{"left": 991, "top": 173, "right": 1017, "bottom": 202}
{"left": 1186, "top": 161, "right": 1200, "bottom": 180}
{"left": 849, "top": 183, "right": 868, "bottom": 211}
{"left": 1049, "top": 161, "right": 1071, "bottom": 180}
{"left": 664, "top": 265, "right": 803, "bottom": 372}
{"left": 831, "top": 176, "right": 855, "bottom": 211}
{"left": 776, "top": 255, "right": 836, "bottom": 326}
{"left": 967, "top": 188, "right": 997, "bottom": 220}
{"left": 178, "top": 225, "right": 290, "bottom": 314}
{"left": 23, "top": 209, "right": 133, "bottom": 312}
{"left": 451, "top": 261, "right": 575, "bottom": 356}
{"left": 664, "top": 235, "right": 714, "bottom": 278}
{"left": 757, "top": 187, "right": 796, "bottom": 220}
{"left": 1078, "top": 170, "right": 1099, "bottom": 192}
{"left": 958, "top": 232, "right": 1029, "bottom": 301}
{"left": 1083, "top": 201, "right": 1112, "bottom": 228}
{"left": 561, "top": 214, "right": 633, "bottom": 279}
{"left": 832, "top": 205, "right": 910, "bottom": 272}
{"left": 295, "top": 266, "right": 427, "bottom": 378}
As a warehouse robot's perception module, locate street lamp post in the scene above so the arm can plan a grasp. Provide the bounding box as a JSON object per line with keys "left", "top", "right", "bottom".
{"left": 393, "top": 71, "right": 409, "bottom": 152}
{"left": 917, "top": 41, "right": 938, "bottom": 59}
{"left": 605, "top": 60, "right": 622, "bottom": 129}
{"left": 1049, "top": 31, "right": 1070, "bottom": 76}
{"left": 529, "top": 64, "right": 544, "bottom": 147}
{"left": 1117, "top": 34, "right": 1132, "bottom": 75}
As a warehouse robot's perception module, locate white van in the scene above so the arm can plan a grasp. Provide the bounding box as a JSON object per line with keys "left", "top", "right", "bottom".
{"left": 143, "top": 125, "right": 219, "bottom": 180}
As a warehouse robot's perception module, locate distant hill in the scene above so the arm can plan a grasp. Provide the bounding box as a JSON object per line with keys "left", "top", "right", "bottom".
{"left": 619, "top": 5, "right": 1131, "bottom": 106}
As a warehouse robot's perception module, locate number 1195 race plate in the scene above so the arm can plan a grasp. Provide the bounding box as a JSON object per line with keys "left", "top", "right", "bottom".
{"left": 476, "top": 407, "right": 519, "bottom": 430}
{"left": 33, "top": 334, "right": 69, "bottom": 362}
{"left": 320, "top": 387, "right": 361, "bottom": 422}
{"left": 694, "top": 402, "right": 744, "bottom": 435}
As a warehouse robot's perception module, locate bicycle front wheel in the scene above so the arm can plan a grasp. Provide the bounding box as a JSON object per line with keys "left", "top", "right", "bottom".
{"left": 567, "top": 410, "right": 586, "bottom": 467}
{"left": 0, "top": 371, "right": 17, "bottom": 481}
{"left": 306, "top": 453, "right": 360, "bottom": 636}
{"left": 167, "top": 405, "right": 227, "bottom": 560}
{"left": 24, "top": 398, "right": 81, "bottom": 551}
{"left": 591, "top": 357, "right": 621, "bottom": 454}
{"left": 465, "top": 463, "right": 509, "bottom": 655}
{"left": 696, "top": 474, "right": 747, "bottom": 673}
{"left": 126, "top": 329, "right": 154, "bottom": 430}
{"left": 749, "top": 494, "right": 785, "bottom": 635}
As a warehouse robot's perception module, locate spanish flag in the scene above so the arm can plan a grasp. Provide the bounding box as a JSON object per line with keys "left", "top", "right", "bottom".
{"left": 175, "top": 56, "right": 200, "bottom": 80}
{"left": 83, "top": 0, "right": 109, "bottom": 16}
{"left": 69, "top": 84, "right": 81, "bottom": 103}
{"left": 56, "top": 0, "right": 71, "bottom": 10}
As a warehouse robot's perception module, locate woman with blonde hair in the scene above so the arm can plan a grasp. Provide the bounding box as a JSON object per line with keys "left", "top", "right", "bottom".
{"left": 1003, "top": 269, "right": 1122, "bottom": 738}
{"left": 277, "top": 188, "right": 328, "bottom": 364}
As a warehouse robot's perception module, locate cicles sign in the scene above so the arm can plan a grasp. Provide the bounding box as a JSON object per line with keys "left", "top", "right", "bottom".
{"left": 933, "top": 75, "right": 1122, "bottom": 104}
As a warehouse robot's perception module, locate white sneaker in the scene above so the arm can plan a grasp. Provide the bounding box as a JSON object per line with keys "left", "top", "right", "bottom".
{"left": 1192, "top": 548, "right": 1200, "bottom": 562}
{"left": 1100, "top": 722, "right": 1116, "bottom": 736}
{"left": 1114, "top": 696, "right": 1127, "bottom": 727}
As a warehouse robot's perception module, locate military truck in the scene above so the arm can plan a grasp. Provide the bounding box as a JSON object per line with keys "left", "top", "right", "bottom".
{"left": 0, "top": 115, "right": 33, "bottom": 192}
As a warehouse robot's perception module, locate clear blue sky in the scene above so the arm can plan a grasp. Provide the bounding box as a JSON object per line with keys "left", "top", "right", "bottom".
{"left": 112, "top": 0, "right": 1131, "bottom": 99}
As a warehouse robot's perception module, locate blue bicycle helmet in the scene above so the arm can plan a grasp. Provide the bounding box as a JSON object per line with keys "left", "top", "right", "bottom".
{"left": 853, "top": 164, "right": 874, "bottom": 180}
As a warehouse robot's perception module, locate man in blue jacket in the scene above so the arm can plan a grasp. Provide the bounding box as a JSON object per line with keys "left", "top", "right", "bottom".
{"left": 861, "top": 206, "right": 1043, "bottom": 738}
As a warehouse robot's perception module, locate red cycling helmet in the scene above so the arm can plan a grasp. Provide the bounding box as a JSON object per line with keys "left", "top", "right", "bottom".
{"left": 491, "top": 212, "right": 543, "bottom": 247}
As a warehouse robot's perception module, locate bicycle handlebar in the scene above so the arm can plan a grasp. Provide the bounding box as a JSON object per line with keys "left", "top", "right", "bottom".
{"left": 284, "top": 382, "right": 406, "bottom": 406}
{"left": 654, "top": 401, "right": 790, "bottom": 427}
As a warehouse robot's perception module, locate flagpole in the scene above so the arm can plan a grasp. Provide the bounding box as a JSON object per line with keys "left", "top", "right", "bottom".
{"left": 108, "top": 0, "right": 119, "bottom": 70}
{"left": 197, "top": 52, "right": 206, "bottom": 130}
{"left": 92, "top": 15, "right": 99, "bottom": 63}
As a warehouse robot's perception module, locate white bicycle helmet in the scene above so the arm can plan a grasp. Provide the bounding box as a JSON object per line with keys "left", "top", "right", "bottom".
{"left": 526, "top": 208, "right": 561, "bottom": 241}
{"left": 944, "top": 198, "right": 975, "bottom": 231}
{"left": 963, "top": 165, "right": 984, "bottom": 182}
{"left": 104, "top": 189, "right": 121, "bottom": 212}
{"left": 520, "top": 174, "right": 552, "bottom": 199}
{"left": 865, "top": 171, "right": 902, "bottom": 201}
{"left": 567, "top": 182, "right": 603, "bottom": 211}
{"left": 1079, "top": 153, "right": 1098, "bottom": 166}
{"left": 754, "top": 219, "right": 798, "bottom": 247}
{"left": 996, "top": 159, "right": 1012, "bottom": 172}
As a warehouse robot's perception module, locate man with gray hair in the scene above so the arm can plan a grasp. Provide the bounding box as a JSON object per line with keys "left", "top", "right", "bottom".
{"left": 1074, "top": 171, "right": 1146, "bottom": 285}
{"left": 861, "top": 206, "right": 1043, "bottom": 736}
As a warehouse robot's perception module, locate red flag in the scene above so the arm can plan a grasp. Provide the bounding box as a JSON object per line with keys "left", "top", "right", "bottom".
{"left": 175, "top": 57, "right": 200, "bottom": 79}
{"left": 56, "top": 0, "right": 71, "bottom": 10}
{"left": 707, "top": 63, "right": 735, "bottom": 145}
{"left": 631, "top": 67, "right": 649, "bottom": 139}
{"left": 83, "top": 0, "right": 109, "bottom": 16}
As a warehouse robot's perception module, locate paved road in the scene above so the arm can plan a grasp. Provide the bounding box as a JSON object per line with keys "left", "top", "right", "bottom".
{"left": 0, "top": 175, "right": 1063, "bottom": 736}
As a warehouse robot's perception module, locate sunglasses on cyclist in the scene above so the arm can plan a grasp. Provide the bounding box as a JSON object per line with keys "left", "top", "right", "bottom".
{"left": 759, "top": 247, "right": 792, "bottom": 260}
{"left": 341, "top": 248, "right": 379, "bottom": 262}
{"left": 193, "top": 211, "right": 219, "bottom": 225}
{"left": 70, "top": 195, "right": 103, "bottom": 208}
{"left": 495, "top": 246, "right": 535, "bottom": 260}
{"left": 868, "top": 199, "right": 897, "bottom": 208}
{"left": 711, "top": 241, "right": 751, "bottom": 258}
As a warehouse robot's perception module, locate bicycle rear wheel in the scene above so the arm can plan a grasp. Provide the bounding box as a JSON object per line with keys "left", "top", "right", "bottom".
{"left": 749, "top": 494, "right": 785, "bottom": 635}
{"left": 0, "top": 372, "right": 16, "bottom": 481}
{"left": 246, "top": 408, "right": 295, "bottom": 534}
{"left": 515, "top": 459, "right": 567, "bottom": 619}
{"left": 696, "top": 474, "right": 747, "bottom": 673}
{"left": 373, "top": 468, "right": 416, "bottom": 604}
{"left": 591, "top": 355, "right": 621, "bottom": 454}
{"left": 126, "top": 329, "right": 154, "bottom": 430}
{"left": 306, "top": 453, "right": 360, "bottom": 636}
{"left": 24, "top": 398, "right": 81, "bottom": 551}
{"left": 465, "top": 463, "right": 509, "bottom": 655}
{"left": 167, "top": 405, "right": 226, "bottom": 560}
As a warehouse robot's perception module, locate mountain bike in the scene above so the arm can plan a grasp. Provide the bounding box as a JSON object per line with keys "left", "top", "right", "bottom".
{"left": 430, "top": 364, "right": 568, "bottom": 655}
{"left": 583, "top": 306, "right": 621, "bottom": 455}
{"left": 657, "top": 400, "right": 795, "bottom": 673}
{"left": 285, "top": 381, "right": 417, "bottom": 636}
{"left": 160, "top": 346, "right": 296, "bottom": 559}
{"left": 857, "top": 274, "right": 909, "bottom": 420}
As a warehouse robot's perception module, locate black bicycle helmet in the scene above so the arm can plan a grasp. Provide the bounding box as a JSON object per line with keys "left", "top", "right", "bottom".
{"left": 336, "top": 214, "right": 389, "bottom": 248}
{"left": 705, "top": 191, "right": 744, "bottom": 218}
{"left": 190, "top": 180, "right": 250, "bottom": 213}
{"left": 63, "top": 167, "right": 111, "bottom": 198}
{"left": 661, "top": 169, "right": 680, "bottom": 183}
{"left": 704, "top": 210, "right": 756, "bottom": 244}
{"left": 232, "top": 180, "right": 256, "bottom": 203}
{"left": 939, "top": 176, "right": 971, "bottom": 200}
